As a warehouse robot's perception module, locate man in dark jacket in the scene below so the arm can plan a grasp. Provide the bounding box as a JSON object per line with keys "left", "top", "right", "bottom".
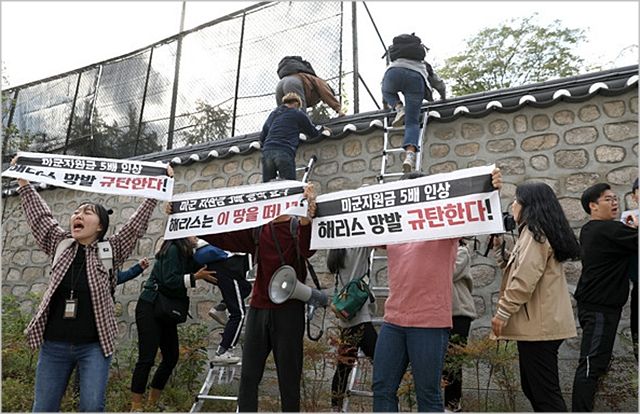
{"left": 572, "top": 183, "right": 638, "bottom": 411}
{"left": 260, "top": 92, "right": 328, "bottom": 182}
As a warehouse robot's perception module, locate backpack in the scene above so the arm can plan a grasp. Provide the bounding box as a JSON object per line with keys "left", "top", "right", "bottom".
{"left": 53, "top": 238, "right": 115, "bottom": 276}
{"left": 277, "top": 56, "right": 317, "bottom": 79}
{"left": 388, "top": 33, "right": 426, "bottom": 62}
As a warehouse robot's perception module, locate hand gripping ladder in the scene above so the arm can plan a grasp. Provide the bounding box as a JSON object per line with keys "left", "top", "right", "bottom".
{"left": 190, "top": 155, "right": 318, "bottom": 413}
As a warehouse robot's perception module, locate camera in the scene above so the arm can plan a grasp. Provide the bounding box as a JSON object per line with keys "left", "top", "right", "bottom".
{"left": 502, "top": 212, "right": 516, "bottom": 232}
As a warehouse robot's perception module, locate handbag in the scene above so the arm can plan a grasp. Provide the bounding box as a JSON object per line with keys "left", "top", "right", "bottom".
{"left": 151, "top": 252, "right": 190, "bottom": 324}
{"left": 331, "top": 269, "right": 374, "bottom": 322}
{"left": 154, "top": 290, "right": 190, "bottom": 324}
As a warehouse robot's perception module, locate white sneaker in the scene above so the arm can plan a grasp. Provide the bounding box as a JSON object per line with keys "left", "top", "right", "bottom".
{"left": 211, "top": 350, "right": 240, "bottom": 364}
{"left": 208, "top": 307, "right": 229, "bottom": 325}
{"left": 403, "top": 150, "right": 417, "bottom": 173}
{"left": 392, "top": 105, "right": 405, "bottom": 127}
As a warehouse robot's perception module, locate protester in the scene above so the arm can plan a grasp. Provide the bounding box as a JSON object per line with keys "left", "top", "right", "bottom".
{"left": 443, "top": 239, "right": 476, "bottom": 412}
{"left": 572, "top": 183, "right": 639, "bottom": 411}
{"left": 194, "top": 240, "right": 252, "bottom": 364}
{"left": 372, "top": 168, "right": 502, "bottom": 412}
{"left": 12, "top": 160, "right": 169, "bottom": 412}
{"left": 198, "top": 184, "right": 317, "bottom": 412}
{"left": 260, "top": 92, "right": 329, "bottom": 182}
{"left": 381, "top": 33, "right": 446, "bottom": 173}
{"left": 130, "top": 237, "right": 216, "bottom": 411}
{"left": 491, "top": 182, "right": 580, "bottom": 411}
{"left": 276, "top": 55, "right": 345, "bottom": 116}
{"left": 621, "top": 178, "right": 639, "bottom": 361}
{"left": 327, "top": 247, "right": 378, "bottom": 411}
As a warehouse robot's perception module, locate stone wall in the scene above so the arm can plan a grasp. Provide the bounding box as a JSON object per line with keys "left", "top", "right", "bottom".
{"left": 2, "top": 91, "right": 637, "bottom": 409}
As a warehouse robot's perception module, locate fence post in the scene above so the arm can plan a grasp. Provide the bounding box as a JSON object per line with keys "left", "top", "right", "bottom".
{"left": 135, "top": 47, "right": 155, "bottom": 156}
{"left": 167, "top": 0, "right": 187, "bottom": 150}
{"left": 351, "top": 1, "right": 359, "bottom": 114}
{"left": 63, "top": 73, "right": 82, "bottom": 154}
{"left": 231, "top": 11, "right": 247, "bottom": 137}
{"left": 338, "top": 2, "right": 344, "bottom": 108}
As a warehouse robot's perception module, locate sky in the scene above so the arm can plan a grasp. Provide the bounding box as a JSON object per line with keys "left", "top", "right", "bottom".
{"left": 1, "top": 1, "right": 639, "bottom": 113}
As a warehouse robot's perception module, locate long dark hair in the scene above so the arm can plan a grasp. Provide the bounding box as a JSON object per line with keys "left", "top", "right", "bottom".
{"left": 156, "top": 238, "right": 193, "bottom": 260}
{"left": 515, "top": 182, "right": 580, "bottom": 262}
{"left": 327, "top": 248, "right": 347, "bottom": 274}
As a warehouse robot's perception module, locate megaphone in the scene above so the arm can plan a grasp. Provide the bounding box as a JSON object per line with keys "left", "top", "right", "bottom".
{"left": 268, "top": 265, "right": 329, "bottom": 320}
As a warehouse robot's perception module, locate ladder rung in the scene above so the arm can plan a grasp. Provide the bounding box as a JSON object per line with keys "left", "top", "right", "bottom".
{"left": 347, "top": 389, "right": 374, "bottom": 397}
{"left": 371, "top": 286, "right": 389, "bottom": 293}
{"left": 382, "top": 148, "right": 404, "bottom": 154}
{"left": 371, "top": 317, "right": 384, "bottom": 325}
{"left": 196, "top": 395, "right": 238, "bottom": 401}
{"left": 381, "top": 172, "right": 405, "bottom": 177}
{"left": 371, "top": 255, "right": 386, "bottom": 260}
{"left": 385, "top": 126, "right": 405, "bottom": 132}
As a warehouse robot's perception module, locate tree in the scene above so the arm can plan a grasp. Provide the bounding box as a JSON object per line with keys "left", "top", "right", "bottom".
{"left": 439, "top": 14, "right": 586, "bottom": 97}
{"left": 180, "top": 100, "right": 232, "bottom": 146}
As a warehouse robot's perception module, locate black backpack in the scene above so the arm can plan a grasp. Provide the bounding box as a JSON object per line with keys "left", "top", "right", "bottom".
{"left": 388, "top": 33, "right": 426, "bottom": 62}
{"left": 277, "top": 56, "right": 317, "bottom": 79}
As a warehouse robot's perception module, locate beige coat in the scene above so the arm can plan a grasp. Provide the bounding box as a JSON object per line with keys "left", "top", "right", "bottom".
{"left": 494, "top": 227, "right": 577, "bottom": 341}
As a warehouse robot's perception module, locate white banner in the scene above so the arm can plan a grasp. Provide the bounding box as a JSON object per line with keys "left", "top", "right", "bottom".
{"left": 164, "top": 180, "right": 309, "bottom": 240}
{"left": 311, "top": 165, "right": 504, "bottom": 249}
{"left": 2, "top": 152, "right": 174, "bottom": 200}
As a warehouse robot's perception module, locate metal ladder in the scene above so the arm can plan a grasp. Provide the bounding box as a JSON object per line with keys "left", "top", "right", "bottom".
{"left": 189, "top": 155, "right": 318, "bottom": 413}
{"left": 342, "top": 107, "right": 430, "bottom": 410}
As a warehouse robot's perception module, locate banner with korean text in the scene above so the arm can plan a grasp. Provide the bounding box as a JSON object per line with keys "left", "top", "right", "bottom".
{"left": 163, "top": 180, "right": 308, "bottom": 240}
{"left": 311, "top": 165, "right": 503, "bottom": 249}
{"left": 2, "top": 152, "right": 174, "bottom": 200}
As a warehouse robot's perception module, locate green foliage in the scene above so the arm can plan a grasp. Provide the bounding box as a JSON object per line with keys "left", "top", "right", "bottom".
{"left": 180, "top": 100, "right": 232, "bottom": 145}
{"left": 444, "top": 336, "right": 519, "bottom": 411}
{"left": 1, "top": 294, "right": 40, "bottom": 412}
{"left": 439, "top": 14, "right": 586, "bottom": 96}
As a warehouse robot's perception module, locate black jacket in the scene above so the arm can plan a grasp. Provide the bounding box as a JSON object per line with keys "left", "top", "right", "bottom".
{"left": 574, "top": 220, "right": 638, "bottom": 311}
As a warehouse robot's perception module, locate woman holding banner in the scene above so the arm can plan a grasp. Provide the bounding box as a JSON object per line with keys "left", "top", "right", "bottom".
{"left": 130, "top": 236, "right": 215, "bottom": 411}
{"left": 491, "top": 182, "right": 580, "bottom": 411}
{"left": 12, "top": 161, "right": 172, "bottom": 412}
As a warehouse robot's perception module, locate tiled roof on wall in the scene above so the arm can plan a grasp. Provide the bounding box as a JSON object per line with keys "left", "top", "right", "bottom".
{"left": 3, "top": 65, "right": 637, "bottom": 196}
{"left": 144, "top": 65, "right": 638, "bottom": 167}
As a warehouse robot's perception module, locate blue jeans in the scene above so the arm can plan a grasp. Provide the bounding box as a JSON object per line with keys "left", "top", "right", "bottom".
{"left": 381, "top": 67, "right": 425, "bottom": 151}
{"left": 33, "top": 340, "right": 112, "bottom": 412}
{"left": 262, "top": 149, "right": 296, "bottom": 182}
{"left": 372, "top": 323, "right": 449, "bottom": 412}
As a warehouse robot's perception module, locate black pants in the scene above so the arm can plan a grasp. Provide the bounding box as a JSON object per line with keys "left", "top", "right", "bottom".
{"left": 216, "top": 273, "right": 251, "bottom": 350}
{"left": 571, "top": 307, "right": 621, "bottom": 412}
{"left": 443, "top": 316, "right": 472, "bottom": 409}
{"left": 237, "top": 301, "right": 305, "bottom": 412}
{"left": 631, "top": 281, "right": 638, "bottom": 361}
{"left": 131, "top": 299, "right": 180, "bottom": 394}
{"left": 517, "top": 339, "right": 566, "bottom": 411}
{"left": 330, "top": 321, "right": 378, "bottom": 408}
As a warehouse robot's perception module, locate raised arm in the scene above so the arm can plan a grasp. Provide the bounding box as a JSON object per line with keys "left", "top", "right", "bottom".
{"left": 16, "top": 184, "right": 68, "bottom": 257}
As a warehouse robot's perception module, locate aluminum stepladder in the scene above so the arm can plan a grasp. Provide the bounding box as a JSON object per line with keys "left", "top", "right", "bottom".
{"left": 190, "top": 155, "right": 318, "bottom": 413}
{"left": 341, "top": 107, "right": 431, "bottom": 412}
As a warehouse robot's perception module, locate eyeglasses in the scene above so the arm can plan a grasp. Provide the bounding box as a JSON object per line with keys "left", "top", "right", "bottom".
{"left": 598, "top": 196, "right": 619, "bottom": 204}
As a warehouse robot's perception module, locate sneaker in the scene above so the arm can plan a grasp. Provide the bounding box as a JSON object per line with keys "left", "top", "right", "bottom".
{"left": 208, "top": 307, "right": 229, "bottom": 325}
{"left": 403, "top": 150, "right": 417, "bottom": 173}
{"left": 211, "top": 350, "right": 241, "bottom": 364}
{"left": 392, "top": 104, "right": 405, "bottom": 127}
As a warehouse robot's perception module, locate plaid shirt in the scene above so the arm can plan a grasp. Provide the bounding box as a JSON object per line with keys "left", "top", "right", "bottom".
{"left": 18, "top": 184, "right": 157, "bottom": 357}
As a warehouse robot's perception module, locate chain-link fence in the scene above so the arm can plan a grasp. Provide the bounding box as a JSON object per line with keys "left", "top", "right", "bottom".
{"left": 1, "top": 1, "right": 345, "bottom": 160}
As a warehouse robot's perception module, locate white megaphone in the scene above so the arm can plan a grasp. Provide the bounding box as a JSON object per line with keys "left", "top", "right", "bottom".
{"left": 268, "top": 265, "right": 328, "bottom": 320}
